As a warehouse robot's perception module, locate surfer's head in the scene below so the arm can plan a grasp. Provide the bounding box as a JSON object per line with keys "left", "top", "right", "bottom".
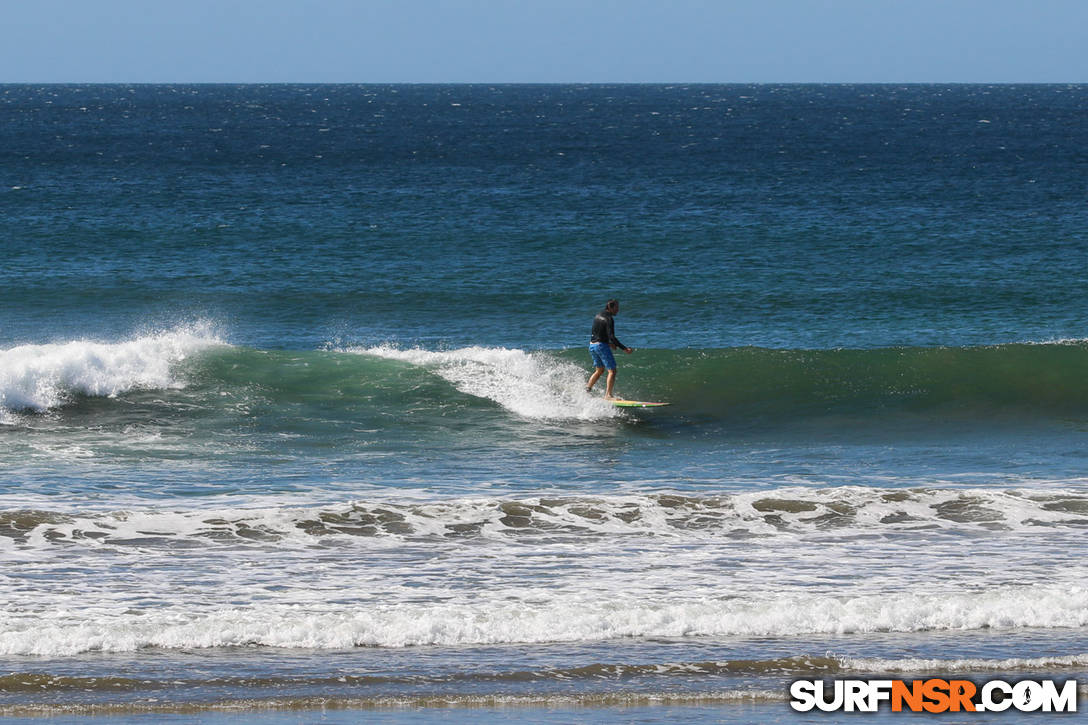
{"left": 606, "top": 299, "right": 619, "bottom": 313}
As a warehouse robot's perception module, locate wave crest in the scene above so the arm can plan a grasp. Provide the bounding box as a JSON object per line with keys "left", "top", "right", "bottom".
{"left": 349, "top": 345, "right": 618, "bottom": 420}
{"left": 0, "top": 325, "right": 227, "bottom": 413}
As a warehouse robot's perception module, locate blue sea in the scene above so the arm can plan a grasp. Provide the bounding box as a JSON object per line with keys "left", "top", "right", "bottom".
{"left": 2, "top": 84, "right": 1088, "bottom": 723}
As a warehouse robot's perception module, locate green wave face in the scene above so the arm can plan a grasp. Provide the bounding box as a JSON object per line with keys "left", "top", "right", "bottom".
{"left": 604, "top": 343, "right": 1088, "bottom": 423}
{"left": 182, "top": 342, "right": 1088, "bottom": 419}
{"left": 9, "top": 341, "right": 1088, "bottom": 456}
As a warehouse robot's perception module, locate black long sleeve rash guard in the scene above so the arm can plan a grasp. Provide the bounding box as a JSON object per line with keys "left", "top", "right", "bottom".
{"left": 590, "top": 309, "right": 627, "bottom": 350}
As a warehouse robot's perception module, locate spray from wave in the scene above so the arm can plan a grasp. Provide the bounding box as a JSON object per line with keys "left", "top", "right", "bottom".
{"left": 347, "top": 345, "right": 618, "bottom": 420}
{"left": 0, "top": 324, "right": 228, "bottom": 414}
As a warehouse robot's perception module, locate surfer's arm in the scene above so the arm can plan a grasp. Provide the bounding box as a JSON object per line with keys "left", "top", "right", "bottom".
{"left": 606, "top": 319, "right": 629, "bottom": 352}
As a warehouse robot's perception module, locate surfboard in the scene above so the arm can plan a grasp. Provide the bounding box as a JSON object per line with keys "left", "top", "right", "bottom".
{"left": 610, "top": 399, "right": 670, "bottom": 408}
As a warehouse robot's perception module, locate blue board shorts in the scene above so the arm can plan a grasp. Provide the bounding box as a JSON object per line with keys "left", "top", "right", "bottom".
{"left": 589, "top": 342, "right": 617, "bottom": 371}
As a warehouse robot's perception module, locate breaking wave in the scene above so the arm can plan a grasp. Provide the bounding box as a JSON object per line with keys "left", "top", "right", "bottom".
{"left": 4, "top": 586, "right": 1088, "bottom": 656}
{"left": 0, "top": 324, "right": 226, "bottom": 413}
{"left": 8, "top": 338, "right": 1088, "bottom": 427}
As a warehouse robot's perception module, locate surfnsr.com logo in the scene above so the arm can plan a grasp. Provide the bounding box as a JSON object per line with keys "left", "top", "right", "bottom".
{"left": 790, "top": 679, "right": 1078, "bottom": 713}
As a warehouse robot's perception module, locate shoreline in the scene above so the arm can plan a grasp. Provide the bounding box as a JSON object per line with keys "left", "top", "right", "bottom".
{"left": 3, "top": 690, "right": 783, "bottom": 717}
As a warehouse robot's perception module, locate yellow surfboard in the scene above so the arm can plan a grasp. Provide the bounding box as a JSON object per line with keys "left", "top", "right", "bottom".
{"left": 610, "top": 399, "right": 670, "bottom": 408}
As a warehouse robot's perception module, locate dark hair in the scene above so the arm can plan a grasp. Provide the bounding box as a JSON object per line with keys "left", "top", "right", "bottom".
{"left": 606, "top": 298, "right": 619, "bottom": 310}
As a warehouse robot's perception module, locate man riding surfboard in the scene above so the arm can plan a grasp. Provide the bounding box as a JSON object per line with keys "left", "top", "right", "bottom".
{"left": 585, "top": 299, "right": 633, "bottom": 400}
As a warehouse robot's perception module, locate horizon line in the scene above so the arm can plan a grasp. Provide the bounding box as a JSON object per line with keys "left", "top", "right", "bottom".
{"left": 2, "top": 80, "right": 1086, "bottom": 86}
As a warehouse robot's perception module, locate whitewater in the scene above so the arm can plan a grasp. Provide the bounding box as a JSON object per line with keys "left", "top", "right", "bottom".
{"left": 5, "top": 331, "right": 1088, "bottom": 672}
{"left": 0, "top": 325, "right": 224, "bottom": 415}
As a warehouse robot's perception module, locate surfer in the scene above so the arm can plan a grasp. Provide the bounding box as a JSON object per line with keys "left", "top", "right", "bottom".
{"left": 586, "top": 299, "right": 633, "bottom": 399}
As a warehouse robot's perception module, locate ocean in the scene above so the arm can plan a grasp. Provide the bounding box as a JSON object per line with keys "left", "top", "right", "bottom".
{"left": 2, "top": 83, "right": 1088, "bottom": 723}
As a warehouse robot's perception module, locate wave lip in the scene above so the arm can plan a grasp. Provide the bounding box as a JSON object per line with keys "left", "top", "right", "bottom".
{"left": 0, "top": 325, "right": 226, "bottom": 413}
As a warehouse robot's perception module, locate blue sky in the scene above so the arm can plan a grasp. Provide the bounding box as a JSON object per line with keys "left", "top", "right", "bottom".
{"left": 3, "top": 0, "right": 1085, "bottom": 83}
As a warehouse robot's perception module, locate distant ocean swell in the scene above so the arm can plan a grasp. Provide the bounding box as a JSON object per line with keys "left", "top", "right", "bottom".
{"left": 5, "top": 332, "right": 1088, "bottom": 424}
{"left": 3, "top": 586, "right": 1087, "bottom": 656}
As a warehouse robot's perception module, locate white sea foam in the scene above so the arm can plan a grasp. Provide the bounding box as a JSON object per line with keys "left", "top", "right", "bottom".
{"left": 3, "top": 586, "right": 1088, "bottom": 656}
{"left": 841, "top": 653, "right": 1088, "bottom": 674}
{"left": 0, "top": 324, "right": 226, "bottom": 412}
{"left": 7, "top": 486, "right": 1088, "bottom": 550}
{"left": 348, "top": 345, "right": 617, "bottom": 420}
{"left": 5, "top": 487, "right": 1088, "bottom": 658}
